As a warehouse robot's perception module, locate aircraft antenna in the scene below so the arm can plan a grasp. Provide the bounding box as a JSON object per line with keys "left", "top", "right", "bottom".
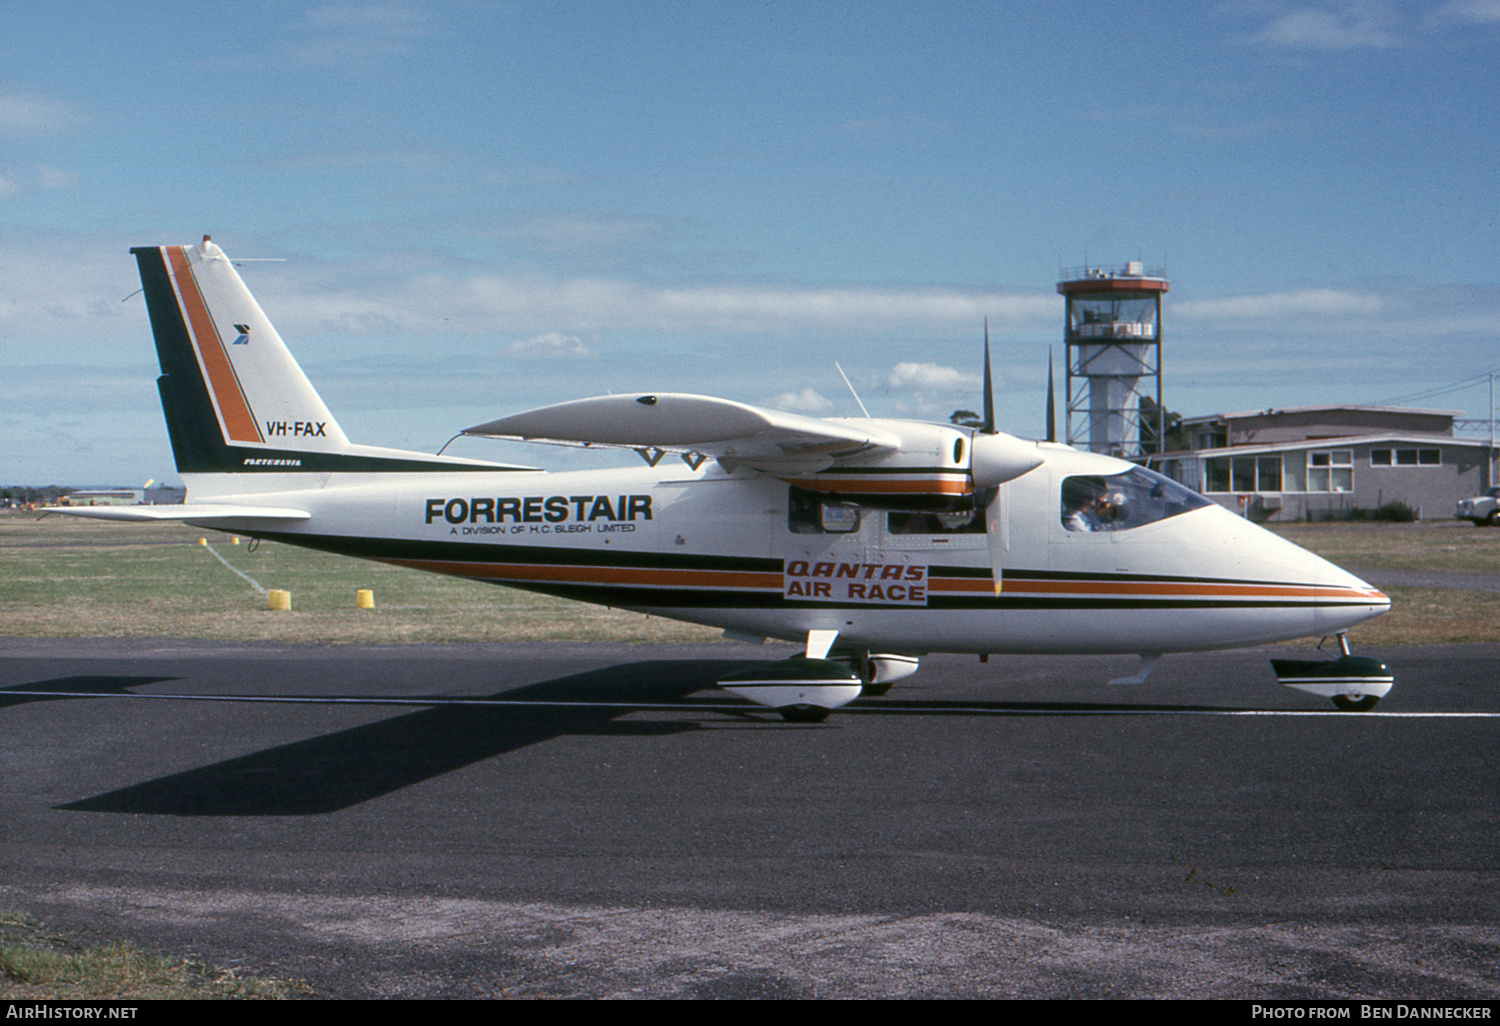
{"left": 835, "top": 362, "right": 871, "bottom": 418}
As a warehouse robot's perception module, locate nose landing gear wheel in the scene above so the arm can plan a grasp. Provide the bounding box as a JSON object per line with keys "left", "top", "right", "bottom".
{"left": 1332, "top": 694, "right": 1380, "bottom": 712}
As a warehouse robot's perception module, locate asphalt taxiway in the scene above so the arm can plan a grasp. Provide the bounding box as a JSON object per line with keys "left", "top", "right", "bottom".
{"left": 1, "top": 637, "right": 1497, "bottom": 999}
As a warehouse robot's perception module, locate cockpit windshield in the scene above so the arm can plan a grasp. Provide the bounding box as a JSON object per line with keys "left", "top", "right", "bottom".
{"left": 1060, "top": 466, "right": 1212, "bottom": 533}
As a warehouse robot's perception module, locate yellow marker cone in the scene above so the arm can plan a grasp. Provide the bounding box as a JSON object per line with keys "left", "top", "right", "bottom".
{"left": 356, "top": 589, "right": 375, "bottom": 610}
{"left": 268, "top": 589, "right": 291, "bottom": 611}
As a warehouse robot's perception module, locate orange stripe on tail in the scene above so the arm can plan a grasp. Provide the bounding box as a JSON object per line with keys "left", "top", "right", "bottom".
{"left": 166, "top": 246, "right": 262, "bottom": 444}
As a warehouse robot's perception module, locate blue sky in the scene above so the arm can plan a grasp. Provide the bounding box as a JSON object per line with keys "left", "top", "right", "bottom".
{"left": 3, "top": 0, "right": 1498, "bottom": 484}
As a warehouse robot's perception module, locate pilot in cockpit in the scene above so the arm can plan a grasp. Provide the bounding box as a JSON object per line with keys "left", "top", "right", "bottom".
{"left": 1061, "top": 477, "right": 1126, "bottom": 532}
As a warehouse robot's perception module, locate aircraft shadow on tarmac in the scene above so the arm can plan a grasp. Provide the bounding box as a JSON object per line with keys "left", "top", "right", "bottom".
{"left": 5, "top": 663, "right": 1253, "bottom": 817}
{"left": 49, "top": 660, "right": 752, "bottom": 817}
{"left": 0, "top": 675, "right": 180, "bottom": 707}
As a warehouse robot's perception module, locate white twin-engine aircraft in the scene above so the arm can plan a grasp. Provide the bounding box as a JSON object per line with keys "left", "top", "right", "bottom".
{"left": 55, "top": 238, "right": 1394, "bottom": 721}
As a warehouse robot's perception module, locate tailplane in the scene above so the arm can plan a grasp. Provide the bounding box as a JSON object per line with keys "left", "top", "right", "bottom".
{"left": 132, "top": 237, "right": 518, "bottom": 474}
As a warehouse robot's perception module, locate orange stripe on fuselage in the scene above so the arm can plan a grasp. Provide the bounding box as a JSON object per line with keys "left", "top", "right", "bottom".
{"left": 166, "top": 246, "right": 262, "bottom": 444}
{"left": 786, "top": 476, "right": 972, "bottom": 495}
{"left": 380, "top": 559, "right": 784, "bottom": 590}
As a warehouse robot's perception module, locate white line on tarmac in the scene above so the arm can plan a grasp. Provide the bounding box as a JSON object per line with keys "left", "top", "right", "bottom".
{"left": 5, "top": 690, "right": 1498, "bottom": 717}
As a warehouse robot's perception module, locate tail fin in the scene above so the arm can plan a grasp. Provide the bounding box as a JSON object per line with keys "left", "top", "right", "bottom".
{"left": 132, "top": 238, "right": 509, "bottom": 474}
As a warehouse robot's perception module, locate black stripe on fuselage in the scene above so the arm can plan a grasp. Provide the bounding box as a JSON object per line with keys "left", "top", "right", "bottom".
{"left": 242, "top": 531, "right": 1377, "bottom": 611}
{"left": 224, "top": 446, "right": 513, "bottom": 473}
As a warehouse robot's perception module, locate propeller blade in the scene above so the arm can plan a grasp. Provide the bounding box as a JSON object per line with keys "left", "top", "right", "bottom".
{"left": 1046, "top": 345, "right": 1057, "bottom": 444}
{"left": 982, "top": 319, "right": 995, "bottom": 435}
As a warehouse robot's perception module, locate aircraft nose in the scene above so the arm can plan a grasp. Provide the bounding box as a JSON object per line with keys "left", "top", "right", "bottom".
{"left": 1312, "top": 563, "right": 1390, "bottom": 634}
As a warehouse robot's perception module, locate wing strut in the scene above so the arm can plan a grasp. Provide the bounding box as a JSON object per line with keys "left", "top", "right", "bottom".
{"left": 805, "top": 629, "right": 840, "bottom": 660}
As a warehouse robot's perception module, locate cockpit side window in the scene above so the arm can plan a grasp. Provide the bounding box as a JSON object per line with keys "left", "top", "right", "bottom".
{"left": 1060, "top": 467, "right": 1212, "bottom": 532}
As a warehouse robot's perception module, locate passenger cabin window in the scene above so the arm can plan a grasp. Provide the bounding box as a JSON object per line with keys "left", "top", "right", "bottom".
{"left": 1060, "top": 467, "right": 1212, "bottom": 533}
{"left": 886, "top": 509, "right": 985, "bottom": 535}
{"left": 788, "top": 486, "right": 862, "bottom": 534}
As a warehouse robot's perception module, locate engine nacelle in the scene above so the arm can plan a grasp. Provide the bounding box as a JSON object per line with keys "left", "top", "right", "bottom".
{"left": 826, "top": 650, "right": 920, "bottom": 696}
{"left": 866, "top": 653, "right": 920, "bottom": 685}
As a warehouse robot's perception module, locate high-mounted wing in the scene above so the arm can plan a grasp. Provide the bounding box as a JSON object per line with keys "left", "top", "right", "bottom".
{"left": 465, "top": 392, "right": 1044, "bottom": 510}
{"left": 464, "top": 393, "right": 900, "bottom": 474}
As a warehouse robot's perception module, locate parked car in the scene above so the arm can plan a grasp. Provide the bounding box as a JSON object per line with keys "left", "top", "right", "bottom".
{"left": 1455, "top": 486, "right": 1500, "bottom": 526}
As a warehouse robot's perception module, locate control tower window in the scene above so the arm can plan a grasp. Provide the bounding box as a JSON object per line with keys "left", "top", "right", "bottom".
{"left": 1069, "top": 296, "right": 1159, "bottom": 338}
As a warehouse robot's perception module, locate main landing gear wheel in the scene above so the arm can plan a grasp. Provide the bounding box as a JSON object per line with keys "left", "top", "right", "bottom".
{"left": 1332, "top": 694, "right": 1380, "bottom": 712}
{"left": 778, "top": 704, "right": 832, "bottom": 723}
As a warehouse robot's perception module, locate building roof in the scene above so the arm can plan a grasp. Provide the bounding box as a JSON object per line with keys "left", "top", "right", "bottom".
{"left": 1180, "top": 404, "right": 1464, "bottom": 426}
{"left": 1155, "top": 433, "right": 1492, "bottom": 461}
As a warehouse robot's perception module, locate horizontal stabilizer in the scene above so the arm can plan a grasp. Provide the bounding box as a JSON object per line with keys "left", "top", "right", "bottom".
{"left": 44, "top": 504, "right": 311, "bottom": 524}
{"left": 464, "top": 393, "right": 899, "bottom": 472}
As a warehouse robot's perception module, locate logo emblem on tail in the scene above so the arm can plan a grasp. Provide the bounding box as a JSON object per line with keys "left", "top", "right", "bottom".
{"left": 232, "top": 324, "right": 251, "bottom": 344}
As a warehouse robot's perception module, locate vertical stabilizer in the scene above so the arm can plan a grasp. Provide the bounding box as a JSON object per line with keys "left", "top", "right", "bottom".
{"left": 132, "top": 237, "right": 510, "bottom": 475}
{"left": 132, "top": 238, "right": 349, "bottom": 472}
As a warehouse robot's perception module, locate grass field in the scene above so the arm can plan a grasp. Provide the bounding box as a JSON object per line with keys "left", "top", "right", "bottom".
{"left": 1271, "top": 519, "right": 1500, "bottom": 575}
{"left": 0, "top": 513, "right": 719, "bottom": 645}
{"left": 0, "top": 910, "right": 312, "bottom": 1000}
{"left": 2, "top": 512, "right": 1496, "bottom": 645}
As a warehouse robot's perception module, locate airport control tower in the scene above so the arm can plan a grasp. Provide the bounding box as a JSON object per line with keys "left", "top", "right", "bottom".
{"left": 1058, "top": 261, "right": 1169, "bottom": 459}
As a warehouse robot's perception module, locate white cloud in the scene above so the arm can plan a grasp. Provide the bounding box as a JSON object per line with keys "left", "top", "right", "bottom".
{"left": 215, "top": 1, "right": 436, "bottom": 74}
{"left": 763, "top": 387, "right": 835, "bottom": 415}
{"left": 1246, "top": 4, "right": 1404, "bottom": 49}
{"left": 0, "top": 163, "right": 82, "bottom": 200}
{"left": 1174, "top": 288, "right": 1382, "bottom": 320}
{"left": 504, "top": 214, "right": 663, "bottom": 254}
{"left": 289, "top": 0, "right": 435, "bottom": 68}
{"left": 34, "top": 165, "right": 80, "bottom": 190}
{"left": 1433, "top": 0, "right": 1500, "bottom": 24}
{"left": 507, "top": 331, "right": 594, "bottom": 359}
{"left": 887, "top": 363, "right": 980, "bottom": 390}
{"left": 0, "top": 88, "right": 83, "bottom": 137}
{"left": 424, "top": 275, "right": 1055, "bottom": 336}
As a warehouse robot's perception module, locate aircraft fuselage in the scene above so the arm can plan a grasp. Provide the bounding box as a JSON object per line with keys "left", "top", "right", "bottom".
{"left": 184, "top": 438, "right": 1388, "bottom": 658}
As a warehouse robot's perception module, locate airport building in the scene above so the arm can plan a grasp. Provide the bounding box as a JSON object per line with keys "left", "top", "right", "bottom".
{"left": 1149, "top": 405, "right": 1495, "bottom": 521}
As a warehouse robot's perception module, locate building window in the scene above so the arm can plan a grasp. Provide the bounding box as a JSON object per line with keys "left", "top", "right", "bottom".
{"left": 1204, "top": 455, "right": 1285, "bottom": 493}
{"left": 1371, "top": 448, "right": 1441, "bottom": 467}
{"left": 1205, "top": 458, "right": 1230, "bottom": 493}
{"left": 1307, "top": 450, "right": 1354, "bottom": 492}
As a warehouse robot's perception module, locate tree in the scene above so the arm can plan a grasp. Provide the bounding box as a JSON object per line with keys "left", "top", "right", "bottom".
{"left": 1139, "top": 396, "right": 1191, "bottom": 454}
